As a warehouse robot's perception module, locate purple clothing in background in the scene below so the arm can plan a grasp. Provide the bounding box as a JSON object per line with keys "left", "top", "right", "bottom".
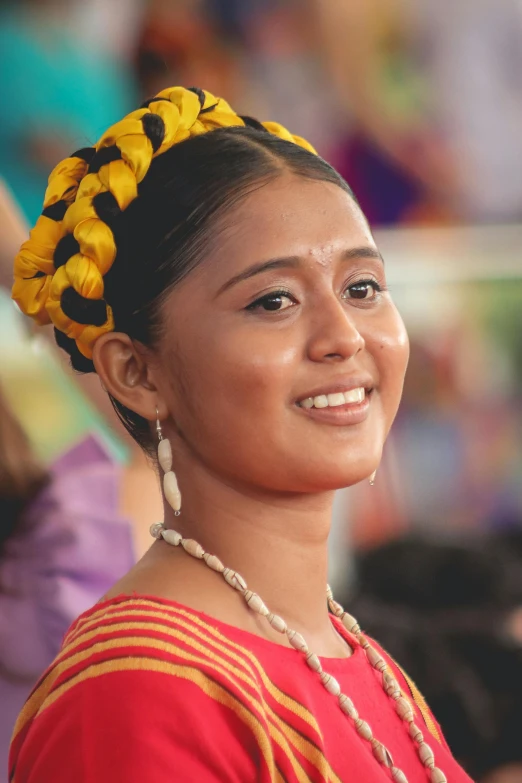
{"left": 0, "top": 436, "right": 135, "bottom": 780}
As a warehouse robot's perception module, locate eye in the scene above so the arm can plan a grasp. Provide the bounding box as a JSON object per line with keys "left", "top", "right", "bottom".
{"left": 342, "top": 279, "right": 382, "bottom": 301}
{"left": 246, "top": 290, "right": 296, "bottom": 312}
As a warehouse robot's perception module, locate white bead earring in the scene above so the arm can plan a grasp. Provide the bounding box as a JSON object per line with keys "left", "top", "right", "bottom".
{"left": 156, "top": 409, "right": 181, "bottom": 515}
{"left": 369, "top": 470, "right": 377, "bottom": 486}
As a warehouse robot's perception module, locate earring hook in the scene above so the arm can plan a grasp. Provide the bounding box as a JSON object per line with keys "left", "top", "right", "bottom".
{"left": 155, "top": 407, "right": 163, "bottom": 441}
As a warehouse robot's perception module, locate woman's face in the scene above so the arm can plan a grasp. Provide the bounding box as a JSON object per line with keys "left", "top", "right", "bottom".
{"left": 154, "top": 173, "right": 409, "bottom": 493}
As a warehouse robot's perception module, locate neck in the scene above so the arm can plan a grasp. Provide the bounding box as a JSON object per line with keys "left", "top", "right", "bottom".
{"left": 163, "top": 459, "right": 336, "bottom": 638}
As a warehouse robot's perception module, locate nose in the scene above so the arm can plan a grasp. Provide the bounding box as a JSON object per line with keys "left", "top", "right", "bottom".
{"left": 306, "top": 296, "right": 365, "bottom": 363}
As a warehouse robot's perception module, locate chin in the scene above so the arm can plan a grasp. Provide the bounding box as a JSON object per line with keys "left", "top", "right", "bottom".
{"left": 284, "top": 457, "right": 380, "bottom": 493}
{"left": 320, "top": 467, "right": 376, "bottom": 491}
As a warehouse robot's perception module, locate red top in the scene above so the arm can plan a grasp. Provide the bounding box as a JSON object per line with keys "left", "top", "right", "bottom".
{"left": 9, "top": 595, "right": 473, "bottom": 782}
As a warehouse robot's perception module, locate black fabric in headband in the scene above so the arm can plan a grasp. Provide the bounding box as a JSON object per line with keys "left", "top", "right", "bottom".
{"left": 140, "top": 96, "right": 170, "bottom": 109}
{"left": 92, "top": 191, "right": 122, "bottom": 228}
{"left": 42, "top": 201, "right": 68, "bottom": 221}
{"left": 89, "top": 146, "right": 122, "bottom": 174}
{"left": 54, "top": 328, "right": 95, "bottom": 371}
{"left": 240, "top": 116, "right": 268, "bottom": 132}
{"left": 54, "top": 234, "right": 81, "bottom": 269}
{"left": 187, "top": 86, "right": 206, "bottom": 108}
{"left": 71, "top": 147, "right": 96, "bottom": 164}
{"left": 187, "top": 86, "right": 218, "bottom": 114}
{"left": 61, "top": 287, "right": 108, "bottom": 327}
{"left": 142, "top": 113, "right": 166, "bottom": 153}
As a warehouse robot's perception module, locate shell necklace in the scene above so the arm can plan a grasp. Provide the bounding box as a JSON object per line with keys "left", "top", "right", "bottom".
{"left": 150, "top": 520, "right": 447, "bottom": 783}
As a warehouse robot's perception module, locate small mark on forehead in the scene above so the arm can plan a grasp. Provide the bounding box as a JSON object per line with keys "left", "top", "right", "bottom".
{"left": 307, "top": 244, "right": 336, "bottom": 267}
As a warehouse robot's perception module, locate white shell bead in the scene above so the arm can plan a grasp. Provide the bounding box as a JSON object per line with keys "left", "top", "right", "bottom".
{"left": 395, "top": 697, "right": 414, "bottom": 722}
{"left": 203, "top": 553, "right": 225, "bottom": 572}
{"left": 409, "top": 723, "right": 424, "bottom": 744}
{"left": 305, "top": 652, "right": 321, "bottom": 672}
{"left": 354, "top": 718, "right": 373, "bottom": 741}
{"left": 341, "top": 612, "right": 361, "bottom": 635}
{"left": 431, "top": 769, "right": 447, "bottom": 783}
{"left": 391, "top": 767, "right": 409, "bottom": 783}
{"left": 161, "top": 528, "right": 182, "bottom": 546}
{"left": 366, "top": 646, "right": 385, "bottom": 670}
{"left": 372, "top": 740, "right": 393, "bottom": 767}
{"left": 149, "top": 522, "right": 164, "bottom": 539}
{"left": 181, "top": 538, "right": 204, "bottom": 558}
{"left": 329, "top": 600, "right": 344, "bottom": 617}
{"left": 339, "top": 694, "right": 358, "bottom": 719}
{"left": 320, "top": 672, "right": 341, "bottom": 696}
{"left": 267, "top": 614, "right": 287, "bottom": 634}
{"left": 383, "top": 673, "right": 401, "bottom": 699}
{"left": 223, "top": 569, "right": 247, "bottom": 591}
{"left": 163, "top": 471, "right": 181, "bottom": 513}
{"left": 286, "top": 629, "right": 308, "bottom": 653}
{"left": 157, "top": 438, "right": 172, "bottom": 472}
{"left": 418, "top": 742, "right": 435, "bottom": 768}
{"left": 244, "top": 591, "right": 269, "bottom": 616}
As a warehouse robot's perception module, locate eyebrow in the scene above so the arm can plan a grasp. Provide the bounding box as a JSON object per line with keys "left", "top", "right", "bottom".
{"left": 217, "top": 246, "right": 384, "bottom": 296}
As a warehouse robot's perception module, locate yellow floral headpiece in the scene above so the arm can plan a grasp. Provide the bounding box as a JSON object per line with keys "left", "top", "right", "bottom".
{"left": 12, "top": 86, "right": 316, "bottom": 360}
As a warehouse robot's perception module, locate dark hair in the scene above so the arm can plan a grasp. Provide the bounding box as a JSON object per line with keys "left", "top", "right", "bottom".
{"left": 59, "top": 126, "right": 356, "bottom": 452}
{"left": 0, "top": 387, "right": 49, "bottom": 557}
{"left": 347, "top": 536, "right": 522, "bottom": 781}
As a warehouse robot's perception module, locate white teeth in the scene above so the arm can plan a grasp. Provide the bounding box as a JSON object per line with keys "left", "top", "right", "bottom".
{"left": 299, "top": 387, "right": 366, "bottom": 409}
{"left": 313, "top": 395, "right": 329, "bottom": 409}
{"left": 344, "top": 388, "right": 365, "bottom": 404}
{"left": 327, "top": 393, "right": 346, "bottom": 407}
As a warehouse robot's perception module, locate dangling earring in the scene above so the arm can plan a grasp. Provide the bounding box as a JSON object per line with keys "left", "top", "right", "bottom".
{"left": 369, "top": 470, "right": 377, "bottom": 486}
{"left": 156, "top": 408, "right": 181, "bottom": 515}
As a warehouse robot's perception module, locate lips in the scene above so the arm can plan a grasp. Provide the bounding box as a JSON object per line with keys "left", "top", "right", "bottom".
{"left": 294, "top": 377, "right": 374, "bottom": 426}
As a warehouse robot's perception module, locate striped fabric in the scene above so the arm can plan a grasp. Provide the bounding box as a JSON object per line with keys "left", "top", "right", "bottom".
{"left": 9, "top": 595, "right": 473, "bottom": 783}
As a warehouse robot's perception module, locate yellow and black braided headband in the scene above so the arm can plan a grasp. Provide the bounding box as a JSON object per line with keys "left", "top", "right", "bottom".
{"left": 12, "top": 86, "right": 316, "bottom": 361}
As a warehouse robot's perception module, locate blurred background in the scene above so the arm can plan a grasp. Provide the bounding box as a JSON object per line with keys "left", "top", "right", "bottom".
{"left": 0, "top": 1, "right": 521, "bottom": 781}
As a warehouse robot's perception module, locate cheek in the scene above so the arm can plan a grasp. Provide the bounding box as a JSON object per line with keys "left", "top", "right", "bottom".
{"left": 213, "top": 331, "right": 298, "bottom": 402}
{"left": 367, "top": 308, "right": 410, "bottom": 422}
{"left": 167, "top": 323, "right": 300, "bottom": 439}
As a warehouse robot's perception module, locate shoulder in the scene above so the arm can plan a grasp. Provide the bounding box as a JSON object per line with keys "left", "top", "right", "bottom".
{"left": 10, "top": 596, "right": 269, "bottom": 782}
{"left": 34, "top": 594, "right": 269, "bottom": 715}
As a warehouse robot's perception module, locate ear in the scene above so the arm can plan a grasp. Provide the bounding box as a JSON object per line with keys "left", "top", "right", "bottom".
{"left": 92, "top": 332, "right": 169, "bottom": 422}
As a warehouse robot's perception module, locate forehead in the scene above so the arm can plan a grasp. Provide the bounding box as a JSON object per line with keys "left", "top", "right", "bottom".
{"left": 210, "top": 173, "right": 375, "bottom": 270}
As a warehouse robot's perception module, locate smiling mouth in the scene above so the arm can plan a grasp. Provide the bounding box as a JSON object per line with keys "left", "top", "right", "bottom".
{"left": 297, "top": 387, "right": 368, "bottom": 409}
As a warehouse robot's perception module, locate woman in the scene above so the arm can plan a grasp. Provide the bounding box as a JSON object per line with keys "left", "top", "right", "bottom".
{"left": 0, "top": 387, "right": 134, "bottom": 781}
{"left": 9, "top": 86, "right": 472, "bottom": 782}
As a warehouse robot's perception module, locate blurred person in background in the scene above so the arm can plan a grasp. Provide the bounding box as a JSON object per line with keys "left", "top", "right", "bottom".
{"left": 135, "top": 0, "right": 522, "bottom": 226}
{"left": 69, "top": 0, "right": 146, "bottom": 62}
{"left": 135, "top": 0, "right": 342, "bottom": 164}
{"left": 348, "top": 535, "right": 522, "bottom": 782}
{"left": 0, "top": 173, "right": 163, "bottom": 559}
{"left": 312, "top": 0, "right": 522, "bottom": 225}
{"left": 0, "top": 387, "right": 134, "bottom": 781}
{"left": 0, "top": 0, "right": 136, "bottom": 224}
{"left": 7, "top": 84, "right": 472, "bottom": 782}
